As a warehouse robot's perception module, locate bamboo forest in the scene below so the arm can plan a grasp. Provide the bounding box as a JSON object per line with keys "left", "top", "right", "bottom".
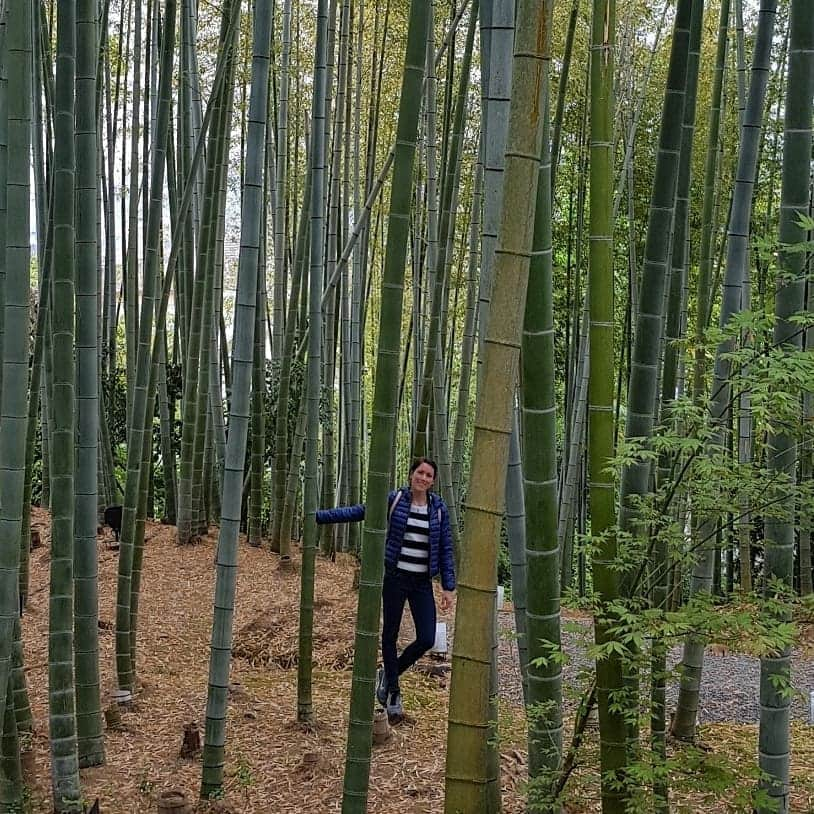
{"left": 1, "top": 0, "right": 814, "bottom": 811}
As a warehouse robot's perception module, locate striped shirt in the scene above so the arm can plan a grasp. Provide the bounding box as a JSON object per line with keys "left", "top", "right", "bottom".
{"left": 397, "top": 503, "right": 430, "bottom": 574}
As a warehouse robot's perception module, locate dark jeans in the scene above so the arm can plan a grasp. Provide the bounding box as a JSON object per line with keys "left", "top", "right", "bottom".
{"left": 381, "top": 568, "right": 436, "bottom": 695}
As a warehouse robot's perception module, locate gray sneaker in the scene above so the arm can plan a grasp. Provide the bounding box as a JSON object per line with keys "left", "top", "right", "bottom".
{"left": 386, "top": 691, "right": 403, "bottom": 720}
{"left": 375, "top": 668, "right": 388, "bottom": 708}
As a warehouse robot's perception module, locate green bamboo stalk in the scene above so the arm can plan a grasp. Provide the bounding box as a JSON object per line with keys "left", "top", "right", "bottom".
{"left": 191, "top": 69, "right": 235, "bottom": 537}
{"left": 521, "top": 12, "right": 562, "bottom": 799}
{"left": 21, "top": 203, "right": 54, "bottom": 608}
{"left": 280, "top": 382, "right": 307, "bottom": 556}
{"left": 558, "top": 306, "right": 588, "bottom": 590}
{"left": 11, "top": 617, "right": 32, "bottom": 734}
{"left": 347, "top": 0, "right": 364, "bottom": 556}
{"left": 694, "top": 0, "right": 731, "bottom": 404}
{"left": 672, "top": 0, "right": 778, "bottom": 742}
{"left": 272, "top": 0, "right": 292, "bottom": 364}
{"left": 734, "top": 0, "right": 747, "bottom": 126}
{"left": 200, "top": 0, "right": 270, "bottom": 793}
{"left": 802, "top": 262, "right": 814, "bottom": 597}
{"left": 298, "top": 0, "right": 329, "bottom": 724}
{"left": 49, "top": 0, "right": 82, "bottom": 806}
{"left": 660, "top": 0, "right": 702, "bottom": 416}
{"left": 177, "top": 8, "right": 235, "bottom": 545}
{"left": 618, "top": 0, "right": 693, "bottom": 554}
{"left": 156, "top": 330, "right": 177, "bottom": 524}
{"left": 207, "top": 134, "right": 229, "bottom": 515}
{"left": 102, "top": 8, "right": 118, "bottom": 379}
{"left": 450, "top": 159, "right": 481, "bottom": 502}
{"left": 477, "top": 0, "right": 513, "bottom": 360}
{"left": 271, "top": 164, "right": 311, "bottom": 557}
{"left": 756, "top": 3, "right": 812, "bottom": 809}
{"left": 124, "top": 0, "right": 142, "bottom": 430}
{"left": 247, "top": 270, "right": 265, "bottom": 547}
{"left": 650, "top": 5, "right": 703, "bottom": 807}
{"left": 0, "top": 7, "right": 29, "bottom": 795}
{"left": 0, "top": 676, "right": 21, "bottom": 809}
{"left": 444, "top": 1, "right": 547, "bottom": 809}
{"left": 413, "top": 0, "right": 477, "bottom": 462}
{"left": 130, "top": 0, "right": 185, "bottom": 672}
{"left": 550, "top": 0, "right": 579, "bottom": 189}
{"left": 0, "top": 13, "right": 5, "bottom": 404}
{"left": 321, "top": 148, "right": 394, "bottom": 307}
{"left": 319, "top": 0, "right": 352, "bottom": 558}
{"left": 340, "top": 2, "right": 429, "bottom": 808}
{"left": 611, "top": 1, "right": 670, "bottom": 223}
{"left": 505, "top": 406, "right": 528, "bottom": 702}
{"left": 414, "top": 0, "right": 436, "bottom": 448}
{"left": 588, "top": 0, "right": 627, "bottom": 809}
{"left": 114, "top": 0, "right": 180, "bottom": 691}
{"left": 74, "top": 0, "right": 103, "bottom": 768}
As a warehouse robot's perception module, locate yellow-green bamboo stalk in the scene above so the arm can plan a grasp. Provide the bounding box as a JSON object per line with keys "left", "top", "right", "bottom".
{"left": 445, "top": 1, "right": 548, "bottom": 810}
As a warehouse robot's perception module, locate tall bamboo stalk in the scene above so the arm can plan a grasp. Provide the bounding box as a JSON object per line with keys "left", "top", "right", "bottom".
{"left": 445, "top": 1, "right": 547, "bottom": 808}
{"left": 49, "top": 0, "right": 82, "bottom": 806}
{"left": 414, "top": 1, "right": 477, "bottom": 465}
{"left": 200, "top": 0, "right": 271, "bottom": 793}
{"left": 756, "top": 3, "right": 812, "bottom": 810}
{"left": 477, "top": 0, "right": 513, "bottom": 355}
{"left": 74, "top": 0, "right": 103, "bottom": 768}
{"left": 672, "top": 0, "right": 779, "bottom": 742}
{"left": 521, "top": 14, "right": 562, "bottom": 793}
{"left": 124, "top": 0, "right": 142, "bottom": 429}
{"left": 0, "top": 8, "right": 31, "bottom": 805}
{"left": 340, "top": 3, "right": 429, "bottom": 808}
{"left": 297, "top": 0, "right": 329, "bottom": 724}
{"left": 450, "top": 159, "right": 481, "bottom": 502}
{"left": 115, "top": 0, "right": 179, "bottom": 691}
{"left": 588, "top": 0, "right": 627, "bottom": 810}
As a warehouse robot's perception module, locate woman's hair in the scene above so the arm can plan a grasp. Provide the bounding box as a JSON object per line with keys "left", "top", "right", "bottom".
{"left": 409, "top": 457, "right": 438, "bottom": 479}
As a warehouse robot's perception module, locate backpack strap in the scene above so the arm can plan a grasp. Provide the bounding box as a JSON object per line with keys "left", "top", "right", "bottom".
{"left": 432, "top": 493, "right": 442, "bottom": 525}
{"left": 388, "top": 489, "right": 404, "bottom": 521}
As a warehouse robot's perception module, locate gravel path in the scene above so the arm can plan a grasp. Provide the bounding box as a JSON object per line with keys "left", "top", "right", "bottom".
{"left": 495, "top": 609, "right": 814, "bottom": 725}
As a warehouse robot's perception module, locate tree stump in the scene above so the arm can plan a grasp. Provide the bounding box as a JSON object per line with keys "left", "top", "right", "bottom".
{"left": 20, "top": 746, "right": 35, "bottom": 779}
{"left": 110, "top": 688, "right": 133, "bottom": 709}
{"left": 156, "top": 789, "right": 191, "bottom": 814}
{"left": 104, "top": 704, "right": 123, "bottom": 731}
{"left": 372, "top": 709, "right": 391, "bottom": 745}
{"left": 179, "top": 722, "right": 201, "bottom": 758}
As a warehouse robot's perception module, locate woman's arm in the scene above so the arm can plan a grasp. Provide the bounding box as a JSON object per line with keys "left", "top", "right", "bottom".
{"left": 315, "top": 504, "right": 366, "bottom": 525}
{"left": 438, "top": 500, "right": 456, "bottom": 592}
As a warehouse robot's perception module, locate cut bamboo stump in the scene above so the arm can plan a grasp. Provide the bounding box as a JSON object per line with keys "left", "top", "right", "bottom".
{"left": 110, "top": 688, "right": 133, "bottom": 709}
{"left": 104, "top": 703, "right": 123, "bottom": 731}
{"left": 179, "top": 721, "right": 201, "bottom": 758}
{"left": 372, "top": 709, "right": 391, "bottom": 745}
{"left": 156, "top": 789, "right": 191, "bottom": 814}
{"left": 20, "top": 747, "right": 35, "bottom": 779}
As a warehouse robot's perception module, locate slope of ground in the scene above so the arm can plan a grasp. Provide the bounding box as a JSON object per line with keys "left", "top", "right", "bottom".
{"left": 18, "top": 510, "right": 814, "bottom": 812}
{"left": 20, "top": 511, "right": 526, "bottom": 813}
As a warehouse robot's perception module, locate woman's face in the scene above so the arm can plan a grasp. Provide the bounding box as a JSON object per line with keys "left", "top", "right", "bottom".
{"left": 409, "top": 462, "right": 436, "bottom": 494}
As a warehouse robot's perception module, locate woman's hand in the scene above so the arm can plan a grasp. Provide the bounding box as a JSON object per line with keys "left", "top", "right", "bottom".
{"left": 439, "top": 590, "right": 454, "bottom": 612}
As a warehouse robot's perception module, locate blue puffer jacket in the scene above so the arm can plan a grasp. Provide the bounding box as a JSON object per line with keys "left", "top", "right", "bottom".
{"left": 315, "top": 488, "right": 456, "bottom": 591}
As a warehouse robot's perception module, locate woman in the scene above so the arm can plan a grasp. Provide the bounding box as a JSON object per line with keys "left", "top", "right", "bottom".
{"left": 316, "top": 457, "right": 456, "bottom": 719}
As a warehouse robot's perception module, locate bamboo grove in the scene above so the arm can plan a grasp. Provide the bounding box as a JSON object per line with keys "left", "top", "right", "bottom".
{"left": 0, "top": 0, "right": 811, "bottom": 812}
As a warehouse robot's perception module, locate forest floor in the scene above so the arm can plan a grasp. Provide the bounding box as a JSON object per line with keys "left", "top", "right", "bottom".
{"left": 19, "top": 510, "right": 814, "bottom": 813}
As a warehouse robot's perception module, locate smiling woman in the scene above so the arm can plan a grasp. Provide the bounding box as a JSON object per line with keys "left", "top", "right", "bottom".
{"left": 316, "top": 456, "right": 456, "bottom": 721}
